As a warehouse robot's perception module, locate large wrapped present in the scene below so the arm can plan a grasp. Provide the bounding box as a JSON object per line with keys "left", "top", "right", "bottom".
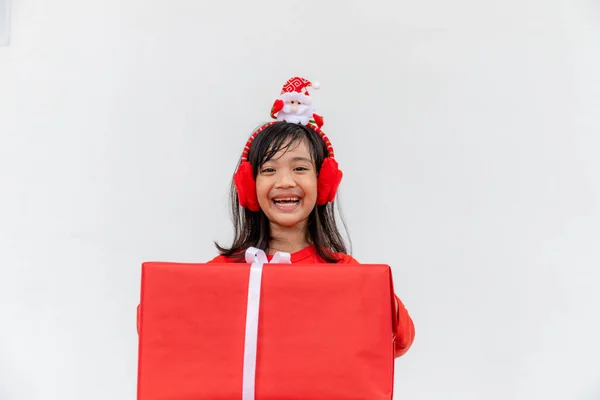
{"left": 137, "top": 248, "right": 398, "bottom": 400}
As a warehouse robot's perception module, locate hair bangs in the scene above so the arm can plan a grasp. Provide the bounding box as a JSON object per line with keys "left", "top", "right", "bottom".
{"left": 249, "top": 123, "right": 325, "bottom": 175}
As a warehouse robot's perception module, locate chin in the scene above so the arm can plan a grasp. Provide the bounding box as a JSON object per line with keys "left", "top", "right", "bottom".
{"left": 262, "top": 208, "right": 313, "bottom": 229}
{"left": 269, "top": 214, "right": 309, "bottom": 228}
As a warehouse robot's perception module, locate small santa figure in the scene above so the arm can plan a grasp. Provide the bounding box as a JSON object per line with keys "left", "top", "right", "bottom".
{"left": 270, "top": 77, "right": 324, "bottom": 128}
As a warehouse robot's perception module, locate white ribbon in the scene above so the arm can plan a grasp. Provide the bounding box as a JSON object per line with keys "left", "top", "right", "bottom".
{"left": 242, "top": 247, "right": 291, "bottom": 400}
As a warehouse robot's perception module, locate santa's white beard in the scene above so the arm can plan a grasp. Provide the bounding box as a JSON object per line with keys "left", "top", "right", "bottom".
{"left": 278, "top": 103, "right": 314, "bottom": 125}
{"left": 282, "top": 104, "right": 310, "bottom": 115}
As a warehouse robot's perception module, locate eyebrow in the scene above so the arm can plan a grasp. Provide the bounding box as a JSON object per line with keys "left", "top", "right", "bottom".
{"left": 291, "top": 157, "right": 313, "bottom": 163}
{"left": 265, "top": 156, "right": 313, "bottom": 164}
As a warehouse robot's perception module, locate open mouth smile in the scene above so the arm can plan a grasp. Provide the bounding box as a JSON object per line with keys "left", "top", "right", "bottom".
{"left": 272, "top": 197, "right": 301, "bottom": 210}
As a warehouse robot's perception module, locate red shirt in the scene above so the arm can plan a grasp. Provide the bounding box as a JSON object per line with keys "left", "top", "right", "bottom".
{"left": 207, "top": 243, "right": 358, "bottom": 264}
{"left": 207, "top": 245, "right": 415, "bottom": 359}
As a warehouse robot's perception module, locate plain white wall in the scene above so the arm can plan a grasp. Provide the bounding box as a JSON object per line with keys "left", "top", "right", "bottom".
{"left": 1, "top": 0, "right": 599, "bottom": 399}
{"left": 0, "top": 0, "right": 10, "bottom": 45}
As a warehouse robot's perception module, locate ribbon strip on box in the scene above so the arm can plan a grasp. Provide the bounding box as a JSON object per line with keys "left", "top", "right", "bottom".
{"left": 242, "top": 247, "right": 291, "bottom": 400}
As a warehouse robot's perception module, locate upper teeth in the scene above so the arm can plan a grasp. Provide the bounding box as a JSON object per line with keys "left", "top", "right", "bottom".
{"left": 275, "top": 198, "right": 298, "bottom": 201}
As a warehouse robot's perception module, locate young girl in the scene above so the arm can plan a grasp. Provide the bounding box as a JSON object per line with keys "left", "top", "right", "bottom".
{"left": 208, "top": 77, "right": 415, "bottom": 359}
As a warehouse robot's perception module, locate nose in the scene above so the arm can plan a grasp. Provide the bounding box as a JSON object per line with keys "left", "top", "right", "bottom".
{"left": 275, "top": 169, "right": 296, "bottom": 188}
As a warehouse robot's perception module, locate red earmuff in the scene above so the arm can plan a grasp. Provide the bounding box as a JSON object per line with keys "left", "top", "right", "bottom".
{"left": 233, "top": 160, "right": 260, "bottom": 212}
{"left": 316, "top": 157, "right": 343, "bottom": 205}
{"left": 233, "top": 123, "right": 342, "bottom": 212}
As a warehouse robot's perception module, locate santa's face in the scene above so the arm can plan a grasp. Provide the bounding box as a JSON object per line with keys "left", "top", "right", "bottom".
{"left": 283, "top": 100, "right": 310, "bottom": 116}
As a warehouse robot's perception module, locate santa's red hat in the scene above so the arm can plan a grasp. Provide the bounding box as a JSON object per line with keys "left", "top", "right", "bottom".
{"left": 278, "top": 76, "right": 320, "bottom": 105}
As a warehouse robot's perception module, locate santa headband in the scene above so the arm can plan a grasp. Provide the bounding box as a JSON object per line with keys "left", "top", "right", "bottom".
{"left": 241, "top": 76, "right": 334, "bottom": 161}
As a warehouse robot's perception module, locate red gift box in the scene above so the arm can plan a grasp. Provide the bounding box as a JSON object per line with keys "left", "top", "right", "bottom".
{"left": 137, "top": 249, "right": 398, "bottom": 400}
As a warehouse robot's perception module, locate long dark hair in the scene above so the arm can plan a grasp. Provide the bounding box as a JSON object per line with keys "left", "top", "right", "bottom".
{"left": 215, "top": 121, "right": 351, "bottom": 262}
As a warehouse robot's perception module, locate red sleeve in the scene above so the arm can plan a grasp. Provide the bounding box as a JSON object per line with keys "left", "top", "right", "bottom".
{"left": 206, "top": 255, "right": 229, "bottom": 263}
{"left": 338, "top": 254, "right": 360, "bottom": 264}
{"left": 393, "top": 294, "right": 415, "bottom": 358}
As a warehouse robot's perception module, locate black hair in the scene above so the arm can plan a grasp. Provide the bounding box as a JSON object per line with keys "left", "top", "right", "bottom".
{"left": 214, "top": 121, "right": 351, "bottom": 263}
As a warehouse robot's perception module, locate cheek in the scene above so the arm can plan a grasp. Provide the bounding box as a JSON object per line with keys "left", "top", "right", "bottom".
{"left": 255, "top": 178, "right": 269, "bottom": 200}
{"left": 256, "top": 177, "right": 279, "bottom": 210}
{"left": 302, "top": 177, "right": 318, "bottom": 201}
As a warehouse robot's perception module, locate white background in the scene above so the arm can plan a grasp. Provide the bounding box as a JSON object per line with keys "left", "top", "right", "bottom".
{"left": 1, "top": 0, "right": 599, "bottom": 399}
{"left": 0, "top": 0, "right": 11, "bottom": 46}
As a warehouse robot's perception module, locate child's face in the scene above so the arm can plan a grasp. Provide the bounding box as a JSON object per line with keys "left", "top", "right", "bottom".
{"left": 255, "top": 138, "right": 318, "bottom": 230}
